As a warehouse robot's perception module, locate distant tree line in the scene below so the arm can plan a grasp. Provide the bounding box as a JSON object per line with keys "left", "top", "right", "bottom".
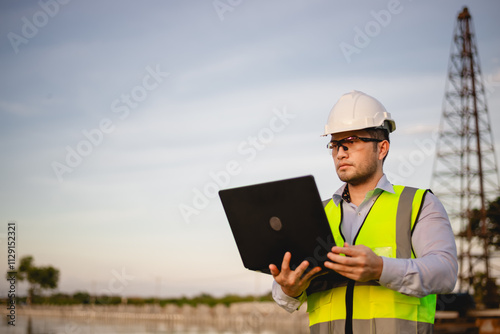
{"left": 0, "top": 291, "right": 273, "bottom": 307}
{"left": 4, "top": 255, "right": 273, "bottom": 307}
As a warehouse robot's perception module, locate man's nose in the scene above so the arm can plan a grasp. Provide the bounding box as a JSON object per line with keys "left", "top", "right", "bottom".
{"left": 336, "top": 145, "right": 348, "bottom": 158}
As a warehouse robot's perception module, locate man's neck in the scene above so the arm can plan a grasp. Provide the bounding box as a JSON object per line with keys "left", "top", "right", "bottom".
{"left": 347, "top": 172, "right": 383, "bottom": 206}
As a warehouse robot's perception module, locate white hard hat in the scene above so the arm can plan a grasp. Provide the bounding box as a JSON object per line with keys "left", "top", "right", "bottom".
{"left": 322, "top": 90, "right": 396, "bottom": 136}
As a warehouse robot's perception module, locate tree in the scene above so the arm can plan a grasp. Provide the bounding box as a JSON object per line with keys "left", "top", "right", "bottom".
{"left": 472, "top": 272, "right": 500, "bottom": 309}
{"left": 15, "top": 256, "right": 60, "bottom": 304}
{"left": 468, "top": 196, "right": 500, "bottom": 248}
{"left": 466, "top": 196, "right": 500, "bottom": 307}
{"left": 72, "top": 291, "right": 91, "bottom": 304}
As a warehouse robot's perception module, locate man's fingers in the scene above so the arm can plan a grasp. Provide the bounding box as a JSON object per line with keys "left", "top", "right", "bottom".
{"left": 281, "top": 252, "right": 292, "bottom": 271}
{"left": 338, "top": 246, "right": 357, "bottom": 257}
{"left": 327, "top": 252, "right": 353, "bottom": 265}
{"left": 330, "top": 246, "right": 353, "bottom": 254}
{"left": 296, "top": 259, "right": 310, "bottom": 273}
{"left": 312, "top": 270, "right": 328, "bottom": 280}
{"left": 324, "top": 261, "right": 354, "bottom": 278}
{"left": 303, "top": 266, "right": 324, "bottom": 281}
{"left": 273, "top": 253, "right": 327, "bottom": 286}
{"left": 269, "top": 264, "right": 279, "bottom": 277}
{"left": 325, "top": 261, "right": 351, "bottom": 272}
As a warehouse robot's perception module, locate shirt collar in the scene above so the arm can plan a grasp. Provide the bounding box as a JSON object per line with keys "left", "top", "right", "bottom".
{"left": 332, "top": 174, "right": 394, "bottom": 205}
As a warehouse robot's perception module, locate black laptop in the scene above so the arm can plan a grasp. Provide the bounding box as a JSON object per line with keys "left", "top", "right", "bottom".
{"left": 219, "top": 175, "right": 344, "bottom": 281}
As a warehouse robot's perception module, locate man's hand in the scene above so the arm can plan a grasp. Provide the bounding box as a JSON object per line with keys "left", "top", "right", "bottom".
{"left": 269, "top": 252, "right": 323, "bottom": 298}
{"left": 324, "top": 243, "right": 383, "bottom": 282}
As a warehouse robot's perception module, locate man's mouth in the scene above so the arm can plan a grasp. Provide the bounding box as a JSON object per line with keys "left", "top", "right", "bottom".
{"left": 338, "top": 163, "right": 352, "bottom": 170}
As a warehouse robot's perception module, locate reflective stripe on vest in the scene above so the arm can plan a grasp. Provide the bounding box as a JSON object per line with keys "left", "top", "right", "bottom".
{"left": 310, "top": 319, "right": 434, "bottom": 334}
{"left": 306, "top": 186, "right": 437, "bottom": 334}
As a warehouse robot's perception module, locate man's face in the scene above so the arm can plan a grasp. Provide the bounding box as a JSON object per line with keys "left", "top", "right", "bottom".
{"left": 330, "top": 130, "right": 383, "bottom": 186}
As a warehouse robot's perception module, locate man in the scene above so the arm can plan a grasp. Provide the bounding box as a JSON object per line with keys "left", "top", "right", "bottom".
{"left": 269, "top": 90, "right": 458, "bottom": 333}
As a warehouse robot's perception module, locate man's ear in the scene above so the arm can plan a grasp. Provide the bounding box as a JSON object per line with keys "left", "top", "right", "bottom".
{"left": 378, "top": 140, "right": 390, "bottom": 161}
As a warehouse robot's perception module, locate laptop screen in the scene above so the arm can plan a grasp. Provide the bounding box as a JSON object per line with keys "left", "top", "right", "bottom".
{"left": 219, "top": 175, "right": 341, "bottom": 277}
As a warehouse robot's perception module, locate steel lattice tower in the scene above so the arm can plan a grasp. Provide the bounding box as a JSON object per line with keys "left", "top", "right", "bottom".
{"left": 431, "top": 7, "right": 500, "bottom": 295}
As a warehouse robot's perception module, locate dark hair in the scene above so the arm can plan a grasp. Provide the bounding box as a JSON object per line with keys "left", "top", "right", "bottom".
{"left": 365, "top": 127, "right": 390, "bottom": 161}
{"left": 365, "top": 127, "right": 390, "bottom": 143}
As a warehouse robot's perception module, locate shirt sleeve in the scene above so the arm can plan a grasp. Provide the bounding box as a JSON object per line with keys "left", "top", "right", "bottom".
{"left": 271, "top": 280, "right": 306, "bottom": 313}
{"left": 378, "top": 192, "right": 458, "bottom": 297}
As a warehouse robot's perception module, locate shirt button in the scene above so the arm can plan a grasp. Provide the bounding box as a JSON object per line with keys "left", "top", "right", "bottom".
{"left": 358, "top": 212, "right": 361, "bottom": 216}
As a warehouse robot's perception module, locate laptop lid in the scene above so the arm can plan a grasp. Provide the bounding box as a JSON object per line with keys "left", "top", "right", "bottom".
{"left": 219, "top": 175, "right": 342, "bottom": 277}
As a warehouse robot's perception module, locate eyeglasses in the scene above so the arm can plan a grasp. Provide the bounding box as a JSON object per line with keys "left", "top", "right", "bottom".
{"left": 327, "top": 136, "right": 383, "bottom": 153}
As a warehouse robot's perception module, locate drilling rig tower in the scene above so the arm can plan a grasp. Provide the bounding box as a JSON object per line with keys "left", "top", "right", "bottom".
{"left": 431, "top": 7, "right": 500, "bottom": 305}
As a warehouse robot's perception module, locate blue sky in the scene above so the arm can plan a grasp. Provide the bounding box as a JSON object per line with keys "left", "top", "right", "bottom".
{"left": 1, "top": 0, "right": 499, "bottom": 298}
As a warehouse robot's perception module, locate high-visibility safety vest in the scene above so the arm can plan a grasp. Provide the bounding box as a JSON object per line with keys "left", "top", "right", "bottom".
{"left": 306, "top": 186, "right": 437, "bottom": 334}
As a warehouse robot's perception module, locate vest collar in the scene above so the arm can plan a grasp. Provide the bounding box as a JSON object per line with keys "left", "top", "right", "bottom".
{"left": 332, "top": 174, "right": 395, "bottom": 205}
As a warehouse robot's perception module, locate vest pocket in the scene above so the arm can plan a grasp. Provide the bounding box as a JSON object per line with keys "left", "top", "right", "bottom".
{"left": 368, "top": 288, "right": 421, "bottom": 321}
{"left": 307, "top": 289, "right": 334, "bottom": 313}
{"left": 307, "top": 288, "right": 348, "bottom": 326}
{"left": 369, "top": 287, "right": 421, "bottom": 305}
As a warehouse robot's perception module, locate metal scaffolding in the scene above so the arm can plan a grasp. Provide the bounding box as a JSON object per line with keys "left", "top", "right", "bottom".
{"left": 431, "top": 7, "right": 500, "bottom": 297}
